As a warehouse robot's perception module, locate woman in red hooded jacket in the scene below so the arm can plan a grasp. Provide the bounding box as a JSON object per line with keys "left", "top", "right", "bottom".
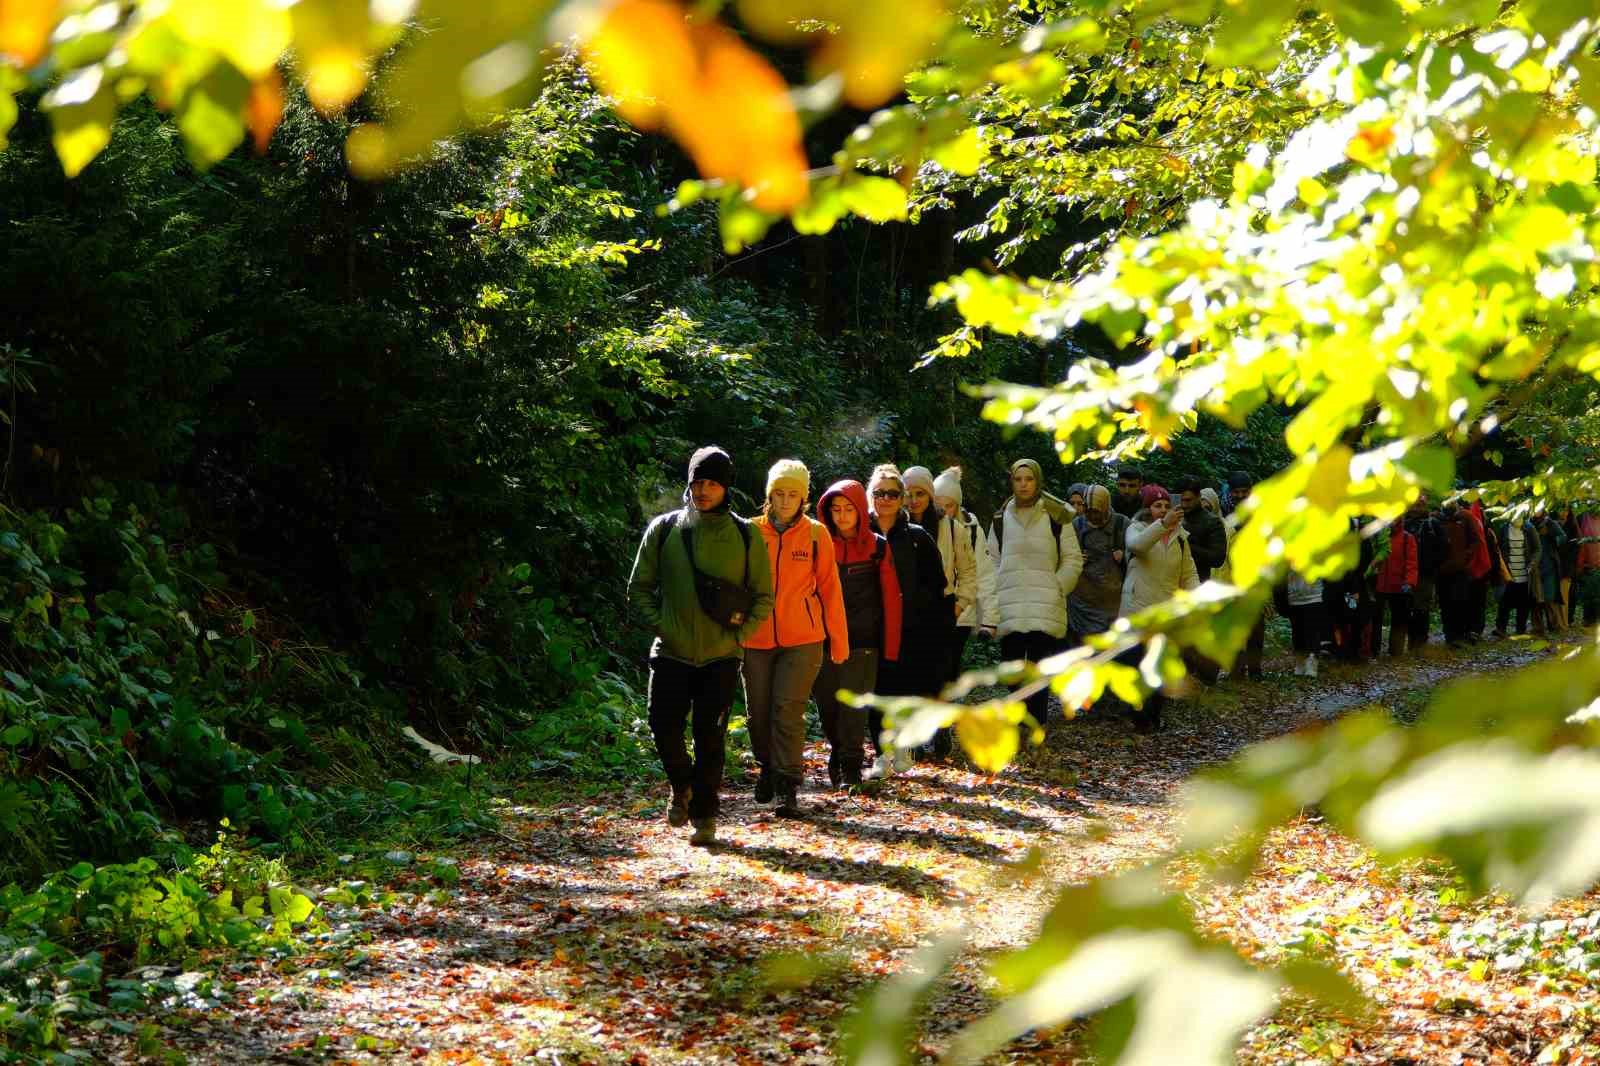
{"left": 1374, "top": 520, "right": 1420, "bottom": 655}
{"left": 812, "top": 480, "right": 903, "bottom": 787}
{"left": 1466, "top": 500, "right": 1497, "bottom": 641}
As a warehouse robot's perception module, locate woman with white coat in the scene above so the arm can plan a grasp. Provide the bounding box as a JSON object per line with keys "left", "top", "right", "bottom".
{"left": 1119, "top": 484, "right": 1199, "bottom": 732}
{"left": 932, "top": 465, "right": 995, "bottom": 677}
{"left": 980, "top": 458, "right": 1083, "bottom": 730}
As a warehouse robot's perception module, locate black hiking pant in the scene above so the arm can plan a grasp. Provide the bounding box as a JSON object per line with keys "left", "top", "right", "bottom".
{"left": 1380, "top": 592, "right": 1411, "bottom": 655}
{"left": 1439, "top": 574, "right": 1470, "bottom": 644}
{"left": 1496, "top": 581, "right": 1533, "bottom": 636}
{"left": 1113, "top": 643, "right": 1165, "bottom": 732}
{"left": 1409, "top": 577, "right": 1435, "bottom": 650}
{"left": 647, "top": 656, "right": 741, "bottom": 821}
{"left": 1001, "top": 631, "right": 1065, "bottom": 730}
{"left": 816, "top": 648, "right": 879, "bottom": 772}
{"left": 1468, "top": 577, "right": 1490, "bottom": 638}
{"left": 1235, "top": 618, "right": 1265, "bottom": 679}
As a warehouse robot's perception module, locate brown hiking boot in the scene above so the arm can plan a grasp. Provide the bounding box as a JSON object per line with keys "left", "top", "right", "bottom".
{"left": 775, "top": 779, "right": 801, "bottom": 818}
{"left": 667, "top": 784, "right": 692, "bottom": 827}
{"left": 689, "top": 818, "right": 716, "bottom": 847}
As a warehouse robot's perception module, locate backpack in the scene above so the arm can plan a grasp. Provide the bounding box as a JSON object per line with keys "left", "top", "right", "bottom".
{"left": 659, "top": 510, "right": 755, "bottom": 628}
{"left": 990, "top": 506, "right": 1065, "bottom": 563}
{"left": 1074, "top": 512, "right": 1129, "bottom": 574}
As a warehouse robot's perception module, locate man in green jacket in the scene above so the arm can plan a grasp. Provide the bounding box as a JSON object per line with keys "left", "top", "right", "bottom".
{"left": 628, "top": 446, "right": 774, "bottom": 846}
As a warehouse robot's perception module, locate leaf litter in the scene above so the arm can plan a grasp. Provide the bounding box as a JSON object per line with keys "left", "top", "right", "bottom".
{"left": 91, "top": 642, "right": 1600, "bottom": 1064}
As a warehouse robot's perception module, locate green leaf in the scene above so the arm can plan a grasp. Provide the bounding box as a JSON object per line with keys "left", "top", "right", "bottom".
{"left": 1396, "top": 446, "right": 1455, "bottom": 493}
{"left": 177, "top": 62, "right": 251, "bottom": 169}
{"left": 0, "top": 89, "right": 16, "bottom": 152}
{"left": 839, "top": 177, "right": 909, "bottom": 223}
{"left": 1357, "top": 740, "right": 1600, "bottom": 907}
{"left": 718, "top": 197, "right": 776, "bottom": 253}
{"left": 792, "top": 179, "right": 847, "bottom": 235}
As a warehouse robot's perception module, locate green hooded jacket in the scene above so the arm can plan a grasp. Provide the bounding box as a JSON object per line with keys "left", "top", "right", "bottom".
{"left": 628, "top": 504, "right": 775, "bottom": 666}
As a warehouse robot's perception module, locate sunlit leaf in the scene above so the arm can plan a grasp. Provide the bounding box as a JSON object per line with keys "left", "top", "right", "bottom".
{"left": 246, "top": 70, "right": 284, "bottom": 154}
{"left": 954, "top": 702, "right": 1021, "bottom": 772}
{"left": 43, "top": 65, "right": 116, "bottom": 177}
{"left": 0, "top": 0, "right": 60, "bottom": 67}
{"left": 167, "top": 0, "right": 293, "bottom": 80}
{"left": 290, "top": 0, "right": 375, "bottom": 113}
{"left": 177, "top": 62, "right": 251, "bottom": 169}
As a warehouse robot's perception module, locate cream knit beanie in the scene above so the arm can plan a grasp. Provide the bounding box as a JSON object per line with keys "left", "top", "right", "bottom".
{"left": 933, "top": 466, "right": 963, "bottom": 507}
{"left": 901, "top": 465, "right": 935, "bottom": 497}
{"left": 765, "top": 458, "right": 810, "bottom": 497}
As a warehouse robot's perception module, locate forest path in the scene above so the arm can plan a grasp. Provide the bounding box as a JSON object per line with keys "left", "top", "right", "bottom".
{"left": 105, "top": 641, "right": 1554, "bottom": 1065}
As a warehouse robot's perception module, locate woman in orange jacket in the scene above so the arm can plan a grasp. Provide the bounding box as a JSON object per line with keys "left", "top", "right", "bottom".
{"left": 745, "top": 459, "right": 849, "bottom": 815}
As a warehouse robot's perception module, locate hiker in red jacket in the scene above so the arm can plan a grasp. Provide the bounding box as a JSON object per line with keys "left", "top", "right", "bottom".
{"left": 1374, "top": 520, "right": 1421, "bottom": 655}
{"left": 812, "top": 479, "right": 903, "bottom": 788}
{"left": 1465, "top": 500, "right": 1496, "bottom": 642}
{"left": 1437, "top": 501, "right": 1482, "bottom": 647}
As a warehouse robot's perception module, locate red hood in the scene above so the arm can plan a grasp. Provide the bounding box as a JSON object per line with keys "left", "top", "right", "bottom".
{"left": 818, "top": 480, "right": 879, "bottom": 561}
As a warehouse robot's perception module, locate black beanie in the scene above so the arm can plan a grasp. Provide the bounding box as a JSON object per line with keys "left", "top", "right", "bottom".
{"left": 687, "top": 446, "right": 734, "bottom": 489}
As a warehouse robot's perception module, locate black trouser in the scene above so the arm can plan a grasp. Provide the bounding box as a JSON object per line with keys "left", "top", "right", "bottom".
{"left": 1468, "top": 577, "right": 1490, "bottom": 638}
{"left": 1289, "top": 602, "right": 1326, "bottom": 654}
{"left": 1001, "top": 631, "right": 1064, "bottom": 729}
{"left": 930, "top": 627, "right": 973, "bottom": 756}
{"left": 1381, "top": 592, "right": 1412, "bottom": 655}
{"left": 1409, "top": 577, "right": 1435, "bottom": 649}
{"left": 1114, "top": 643, "right": 1164, "bottom": 730}
{"left": 1236, "top": 619, "right": 1265, "bottom": 678}
{"left": 873, "top": 626, "right": 947, "bottom": 753}
{"left": 1497, "top": 581, "right": 1533, "bottom": 635}
{"left": 816, "top": 648, "right": 879, "bottom": 771}
{"left": 1439, "top": 574, "right": 1470, "bottom": 643}
{"left": 647, "top": 656, "right": 741, "bottom": 821}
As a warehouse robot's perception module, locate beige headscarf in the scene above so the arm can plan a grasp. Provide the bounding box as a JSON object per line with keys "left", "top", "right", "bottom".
{"left": 1085, "top": 484, "right": 1111, "bottom": 527}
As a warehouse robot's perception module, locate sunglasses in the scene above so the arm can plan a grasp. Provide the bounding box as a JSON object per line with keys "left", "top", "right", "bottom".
{"left": 872, "top": 489, "right": 903, "bottom": 499}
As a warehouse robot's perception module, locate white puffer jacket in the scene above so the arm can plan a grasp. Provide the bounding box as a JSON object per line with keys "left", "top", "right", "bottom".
{"left": 950, "top": 510, "right": 996, "bottom": 629}
{"left": 984, "top": 501, "right": 1084, "bottom": 639}
{"left": 927, "top": 512, "right": 979, "bottom": 621}
{"left": 1121, "top": 514, "right": 1200, "bottom": 615}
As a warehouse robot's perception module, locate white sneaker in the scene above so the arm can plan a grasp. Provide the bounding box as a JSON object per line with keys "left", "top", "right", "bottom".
{"left": 862, "top": 753, "right": 895, "bottom": 781}
{"left": 1304, "top": 655, "right": 1318, "bottom": 678}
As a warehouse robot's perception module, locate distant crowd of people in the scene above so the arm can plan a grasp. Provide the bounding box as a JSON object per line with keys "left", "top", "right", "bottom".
{"left": 1278, "top": 494, "right": 1600, "bottom": 679}
{"left": 627, "top": 445, "right": 1600, "bottom": 846}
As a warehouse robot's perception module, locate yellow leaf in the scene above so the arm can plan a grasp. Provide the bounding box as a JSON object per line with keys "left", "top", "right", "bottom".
{"left": 582, "top": 0, "right": 694, "bottom": 130}
{"left": 956, "top": 703, "right": 1021, "bottom": 773}
{"left": 813, "top": 0, "right": 951, "bottom": 109}
{"left": 45, "top": 67, "right": 116, "bottom": 177}
{"left": 582, "top": 1, "right": 808, "bottom": 210}
{"left": 168, "top": 0, "right": 292, "bottom": 80}
{"left": 291, "top": 0, "right": 375, "bottom": 112}
{"left": 1347, "top": 120, "right": 1395, "bottom": 166}
{"left": 1305, "top": 445, "right": 1354, "bottom": 511}
{"left": 0, "top": 0, "right": 59, "bottom": 66}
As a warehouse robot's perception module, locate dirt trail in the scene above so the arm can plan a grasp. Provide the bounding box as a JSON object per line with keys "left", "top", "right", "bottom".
{"left": 103, "top": 643, "right": 1551, "bottom": 1065}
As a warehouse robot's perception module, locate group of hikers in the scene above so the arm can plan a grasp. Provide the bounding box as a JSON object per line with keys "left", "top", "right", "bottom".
{"left": 627, "top": 445, "right": 1600, "bottom": 846}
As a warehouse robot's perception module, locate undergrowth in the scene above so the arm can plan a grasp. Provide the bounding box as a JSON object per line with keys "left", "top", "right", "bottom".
{"left": 0, "top": 487, "right": 654, "bottom": 1059}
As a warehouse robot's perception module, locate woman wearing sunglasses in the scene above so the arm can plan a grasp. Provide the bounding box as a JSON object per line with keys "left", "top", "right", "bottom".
{"left": 863, "top": 463, "right": 948, "bottom": 778}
